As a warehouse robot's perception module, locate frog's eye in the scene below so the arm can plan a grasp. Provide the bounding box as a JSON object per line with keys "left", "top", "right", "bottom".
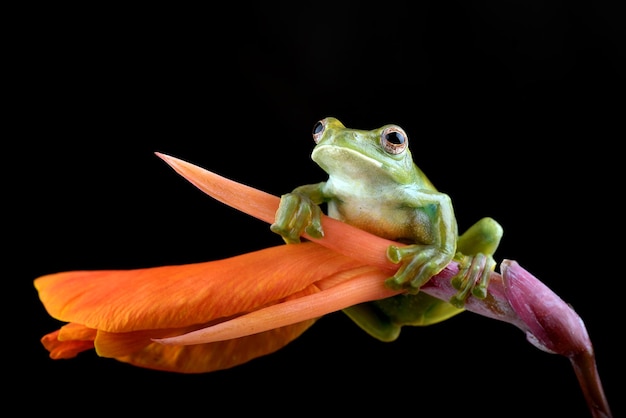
{"left": 312, "top": 119, "right": 326, "bottom": 144}
{"left": 381, "top": 126, "right": 408, "bottom": 155}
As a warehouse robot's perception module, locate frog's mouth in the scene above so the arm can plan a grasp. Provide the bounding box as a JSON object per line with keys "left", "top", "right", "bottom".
{"left": 312, "top": 144, "right": 384, "bottom": 176}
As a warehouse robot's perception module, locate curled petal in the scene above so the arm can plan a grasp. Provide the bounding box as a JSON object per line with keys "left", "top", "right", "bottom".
{"left": 40, "top": 321, "right": 315, "bottom": 373}
{"left": 41, "top": 323, "right": 97, "bottom": 359}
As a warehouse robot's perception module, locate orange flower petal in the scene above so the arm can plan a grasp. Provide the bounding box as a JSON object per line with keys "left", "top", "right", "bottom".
{"left": 41, "top": 324, "right": 97, "bottom": 359}
{"left": 92, "top": 286, "right": 321, "bottom": 373}
{"left": 156, "top": 266, "right": 400, "bottom": 345}
{"left": 114, "top": 321, "right": 316, "bottom": 373}
{"left": 157, "top": 152, "right": 399, "bottom": 272}
{"left": 40, "top": 321, "right": 315, "bottom": 373}
{"left": 58, "top": 322, "right": 98, "bottom": 341}
{"left": 95, "top": 328, "right": 187, "bottom": 358}
{"left": 35, "top": 242, "right": 362, "bottom": 333}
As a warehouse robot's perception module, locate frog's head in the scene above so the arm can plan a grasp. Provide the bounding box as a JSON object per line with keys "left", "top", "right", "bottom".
{"left": 310, "top": 117, "right": 417, "bottom": 185}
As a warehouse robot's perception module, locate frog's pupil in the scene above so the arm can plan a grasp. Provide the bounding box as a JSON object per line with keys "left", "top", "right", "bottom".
{"left": 386, "top": 131, "right": 405, "bottom": 145}
{"left": 313, "top": 121, "right": 324, "bottom": 135}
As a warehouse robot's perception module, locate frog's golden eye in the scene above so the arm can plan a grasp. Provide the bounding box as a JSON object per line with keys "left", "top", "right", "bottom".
{"left": 381, "top": 126, "right": 408, "bottom": 155}
{"left": 312, "top": 119, "right": 326, "bottom": 144}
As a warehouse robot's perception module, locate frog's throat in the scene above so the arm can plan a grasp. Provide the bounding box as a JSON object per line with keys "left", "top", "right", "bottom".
{"left": 312, "top": 144, "right": 383, "bottom": 169}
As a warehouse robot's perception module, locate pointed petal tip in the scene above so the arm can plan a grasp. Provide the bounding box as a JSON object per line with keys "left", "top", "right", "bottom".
{"left": 155, "top": 151, "right": 192, "bottom": 169}
{"left": 151, "top": 337, "right": 171, "bottom": 345}
{"left": 154, "top": 151, "right": 176, "bottom": 164}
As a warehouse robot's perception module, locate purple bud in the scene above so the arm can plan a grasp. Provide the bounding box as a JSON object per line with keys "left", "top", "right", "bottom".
{"left": 501, "top": 259, "right": 592, "bottom": 357}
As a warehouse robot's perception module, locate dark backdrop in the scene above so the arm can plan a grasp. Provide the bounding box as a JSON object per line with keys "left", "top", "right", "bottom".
{"left": 21, "top": 3, "right": 622, "bottom": 417}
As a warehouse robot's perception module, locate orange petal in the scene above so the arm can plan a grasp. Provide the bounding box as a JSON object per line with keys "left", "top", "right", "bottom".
{"left": 35, "top": 242, "right": 362, "bottom": 333}
{"left": 155, "top": 151, "right": 279, "bottom": 226}
{"left": 41, "top": 323, "right": 97, "bottom": 359}
{"left": 157, "top": 152, "right": 399, "bottom": 272}
{"left": 114, "top": 321, "right": 315, "bottom": 373}
{"left": 92, "top": 286, "right": 321, "bottom": 373}
{"left": 156, "top": 266, "right": 400, "bottom": 345}
{"left": 95, "top": 327, "right": 192, "bottom": 358}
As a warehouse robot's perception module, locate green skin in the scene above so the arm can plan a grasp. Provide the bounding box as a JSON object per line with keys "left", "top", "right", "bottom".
{"left": 271, "top": 117, "right": 503, "bottom": 342}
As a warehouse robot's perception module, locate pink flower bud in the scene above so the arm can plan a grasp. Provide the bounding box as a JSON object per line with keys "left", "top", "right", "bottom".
{"left": 501, "top": 259, "right": 592, "bottom": 357}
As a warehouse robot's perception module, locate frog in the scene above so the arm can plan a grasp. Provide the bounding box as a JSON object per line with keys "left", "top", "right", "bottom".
{"left": 270, "top": 117, "right": 503, "bottom": 342}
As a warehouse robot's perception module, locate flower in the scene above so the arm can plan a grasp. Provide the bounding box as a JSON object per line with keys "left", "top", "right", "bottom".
{"left": 35, "top": 153, "right": 406, "bottom": 372}
{"left": 36, "top": 241, "right": 396, "bottom": 373}
{"left": 35, "top": 152, "right": 612, "bottom": 417}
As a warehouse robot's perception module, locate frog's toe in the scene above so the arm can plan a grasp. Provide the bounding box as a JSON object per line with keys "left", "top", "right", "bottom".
{"left": 386, "top": 245, "right": 407, "bottom": 264}
{"left": 384, "top": 276, "right": 406, "bottom": 291}
{"left": 449, "top": 253, "right": 493, "bottom": 308}
{"left": 409, "top": 263, "right": 441, "bottom": 290}
{"left": 384, "top": 266, "right": 421, "bottom": 293}
{"left": 449, "top": 281, "right": 473, "bottom": 309}
{"left": 384, "top": 262, "right": 415, "bottom": 291}
{"left": 385, "top": 260, "right": 440, "bottom": 295}
{"left": 303, "top": 205, "right": 324, "bottom": 239}
{"left": 471, "top": 269, "right": 490, "bottom": 299}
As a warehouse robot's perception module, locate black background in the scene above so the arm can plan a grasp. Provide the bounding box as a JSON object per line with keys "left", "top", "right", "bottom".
{"left": 20, "top": 2, "right": 622, "bottom": 417}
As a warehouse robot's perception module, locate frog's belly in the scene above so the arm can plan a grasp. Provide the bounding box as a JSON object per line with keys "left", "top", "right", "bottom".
{"left": 328, "top": 200, "right": 432, "bottom": 244}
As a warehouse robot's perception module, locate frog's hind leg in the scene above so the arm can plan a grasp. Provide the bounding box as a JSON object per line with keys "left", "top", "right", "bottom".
{"left": 342, "top": 303, "right": 402, "bottom": 342}
{"left": 456, "top": 217, "right": 502, "bottom": 256}
{"left": 450, "top": 217, "right": 503, "bottom": 308}
{"left": 345, "top": 218, "right": 503, "bottom": 337}
{"left": 343, "top": 294, "right": 465, "bottom": 342}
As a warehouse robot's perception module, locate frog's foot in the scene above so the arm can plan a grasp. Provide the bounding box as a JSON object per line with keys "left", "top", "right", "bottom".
{"left": 385, "top": 244, "right": 451, "bottom": 294}
{"left": 449, "top": 252, "right": 495, "bottom": 308}
{"left": 270, "top": 192, "right": 324, "bottom": 244}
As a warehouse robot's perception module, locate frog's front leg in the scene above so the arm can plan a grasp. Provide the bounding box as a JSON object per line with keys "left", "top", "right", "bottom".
{"left": 384, "top": 192, "right": 457, "bottom": 294}
{"left": 270, "top": 183, "right": 327, "bottom": 244}
{"left": 385, "top": 244, "right": 454, "bottom": 293}
{"left": 449, "top": 217, "right": 503, "bottom": 308}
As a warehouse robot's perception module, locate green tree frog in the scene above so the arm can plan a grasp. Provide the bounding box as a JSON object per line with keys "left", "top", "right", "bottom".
{"left": 271, "top": 117, "right": 503, "bottom": 341}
